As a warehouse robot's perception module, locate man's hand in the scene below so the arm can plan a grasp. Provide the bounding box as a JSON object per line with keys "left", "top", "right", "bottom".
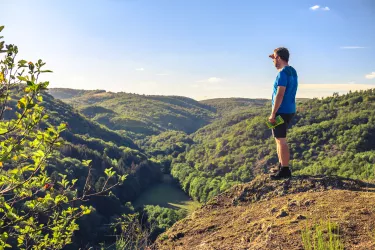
{"left": 269, "top": 114, "right": 276, "bottom": 124}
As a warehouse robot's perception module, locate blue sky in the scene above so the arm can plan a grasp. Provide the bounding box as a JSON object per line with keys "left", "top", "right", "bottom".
{"left": 1, "top": 0, "right": 375, "bottom": 100}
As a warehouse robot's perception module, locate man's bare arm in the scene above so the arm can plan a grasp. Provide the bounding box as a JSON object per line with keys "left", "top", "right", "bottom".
{"left": 269, "top": 86, "right": 286, "bottom": 121}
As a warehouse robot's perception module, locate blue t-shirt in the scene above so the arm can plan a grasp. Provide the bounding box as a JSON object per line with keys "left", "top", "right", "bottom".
{"left": 271, "top": 66, "right": 298, "bottom": 114}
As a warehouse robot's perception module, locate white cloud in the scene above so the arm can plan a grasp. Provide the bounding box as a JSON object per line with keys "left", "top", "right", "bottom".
{"left": 191, "top": 77, "right": 227, "bottom": 92}
{"left": 340, "top": 46, "right": 366, "bottom": 49}
{"left": 156, "top": 73, "right": 169, "bottom": 76}
{"left": 196, "top": 77, "right": 223, "bottom": 83}
{"left": 135, "top": 68, "right": 144, "bottom": 71}
{"left": 310, "top": 5, "right": 330, "bottom": 11}
{"left": 348, "top": 81, "right": 356, "bottom": 84}
{"left": 365, "top": 72, "right": 375, "bottom": 79}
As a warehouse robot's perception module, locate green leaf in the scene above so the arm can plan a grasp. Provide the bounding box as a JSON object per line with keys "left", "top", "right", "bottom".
{"left": 17, "top": 98, "right": 27, "bottom": 109}
{"left": 4, "top": 202, "right": 10, "bottom": 211}
{"left": 21, "top": 165, "right": 34, "bottom": 172}
{"left": 34, "top": 150, "right": 45, "bottom": 158}
{"left": 82, "top": 160, "right": 92, "bottom": 167}
{"left": 0, "top": 128, "right": 8, "bottom": 134}
{"left": 0, "top": 26, "right": 4, "bottom": 32}
{"left": 17, "top": 76, "right": 27, "bottom": 81}
{"left": 9, "top": 168, "right": 19, "bottom": 175}
{"left": 121, "top": 175, "right": 127, "bottom": 182}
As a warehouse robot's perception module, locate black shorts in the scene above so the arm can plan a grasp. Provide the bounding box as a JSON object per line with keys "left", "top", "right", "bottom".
{"left": 272, "top": 113, "right": 295, "bottom": 138}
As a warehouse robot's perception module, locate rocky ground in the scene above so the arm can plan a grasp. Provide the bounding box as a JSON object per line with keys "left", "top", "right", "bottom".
{"left": 153, "top": 175, "right": 375, "bottom": 250}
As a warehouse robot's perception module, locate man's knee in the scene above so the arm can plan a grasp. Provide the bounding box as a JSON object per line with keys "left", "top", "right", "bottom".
{"left": 275, "top": 137, "right": 287, "bottom": 145}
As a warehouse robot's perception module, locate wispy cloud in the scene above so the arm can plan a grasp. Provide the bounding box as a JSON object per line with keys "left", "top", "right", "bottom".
{"left": 156, "top": 73, "right": 169, "bottom": 76}
{"left": 340, "top": 46, "right": 366, "bottom": 49}
{"left": 191, "top": 77, "right": 226, "bottom": 91}
{"left": 365, "top": 72, "right": 375, "bottom": 79}
{"left": 310, "top": 5, "right": 330, "bottom": 11}
{"left": 135, "top": 68, "right": 145, "bottom": 71}
{"left": 196, "top": 77, "right": 223, "bottom": 83}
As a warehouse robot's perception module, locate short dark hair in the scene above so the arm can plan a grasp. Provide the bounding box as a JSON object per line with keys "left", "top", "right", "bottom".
{"left": 274, "top": 47, "right": 289, "bottom": 62}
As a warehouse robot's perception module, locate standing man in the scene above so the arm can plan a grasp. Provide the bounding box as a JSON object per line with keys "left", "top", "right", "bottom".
{"left": 268, "top": 47, "right": 298, "bottom": 179}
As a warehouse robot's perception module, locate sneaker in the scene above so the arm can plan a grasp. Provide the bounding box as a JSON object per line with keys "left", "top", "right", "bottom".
{"left": 270, "top": 167, "right": 292, "bottom": 180}
{"left": 269, "top": 163, "right": 281, "bottom": 173}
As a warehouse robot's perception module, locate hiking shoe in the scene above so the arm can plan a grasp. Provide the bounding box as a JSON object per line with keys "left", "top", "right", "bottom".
{"left": 269, "top": 163, "right": 281, "bottom": 174}
{"left": 270, "top": 167, "right": 292, "bottom": 180}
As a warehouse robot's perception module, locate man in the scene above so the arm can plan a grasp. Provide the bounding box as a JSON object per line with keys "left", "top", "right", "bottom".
{"left": 268, "top": 47, "right": 298, "bottom": 179}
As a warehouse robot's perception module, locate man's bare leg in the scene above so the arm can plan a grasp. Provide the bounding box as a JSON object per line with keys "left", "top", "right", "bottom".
{"left": 276, "top": 138, "right": 289, "bottom": 166}
{"left": 271, "top": 138, "right": 291, "bottom": 179}
{"left": 275, "top": 139, "right": 281, "bottom": 164}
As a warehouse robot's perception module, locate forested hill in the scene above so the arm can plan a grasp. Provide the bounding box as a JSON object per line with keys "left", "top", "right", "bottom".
{"left": 7, "top": 86, "right": 163, "bottom": 248}
{"left": 46, "top": 86, "right": 375, "bottom": 248}
{"left": 48, "top": 88, "right": 218, "bottom": 137}
{"left": 169, "top": 89, "right": 375, "bottom": 203}
{"left": 200, "top": 97, "right": 309, "bottom": 117}
{"left": 200, "top": 97, "right": 269, "bottom": 116}
{"left": 43, "top": 91, "right": 136, "bottom": 148}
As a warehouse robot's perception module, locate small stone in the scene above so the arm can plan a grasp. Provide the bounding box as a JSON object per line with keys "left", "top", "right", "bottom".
{"left": 276, "top": 211, "right": 289, "bottom": 218}
{"left": 270, "top": 207, "right": 278, "bottom": 214}
{"left": 296, "top": 214, "right": 307, "bottom": 220}
{"left": 171, "top": 232, "right": 184, "bottom": 241}
{"left": 359, "top": 208, "right": 370, "bottom": 215}
{"left": 288, "top": 200, "right": 298, "bottom": 207}
{"left": 241, "top": 236, "right": 250, "bottom": 243}
{"left": 304, "top": 200, "right": 313, "bottom": 206}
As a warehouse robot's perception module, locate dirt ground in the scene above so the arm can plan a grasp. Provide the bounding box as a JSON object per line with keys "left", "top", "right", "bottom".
{"left": 154, "top": 175, "right": 375, "bottom": 250}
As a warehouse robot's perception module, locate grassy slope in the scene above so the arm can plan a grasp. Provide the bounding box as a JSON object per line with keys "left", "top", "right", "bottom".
{"left": 48, "top": 88, "right": 219, "bottom": 136}
{"left": 42, "top": 91, "right": 137, "bottom": 148}
{"left": 200, "top": 97, "right": 269, "bottom": 117}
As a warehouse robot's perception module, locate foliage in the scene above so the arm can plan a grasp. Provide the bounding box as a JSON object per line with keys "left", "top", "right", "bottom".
{"left": 112, "top": 212, "right": 152, "bottom": 250}
{"left": 143, "top": 205, "right": 187, "bottom": 241}
{"left": 48, "top": 88, "right": 218, "bottom": 137}
{"left": 111, "top": 204, "right": 187, "bottom": 249}
{"left": 138, "top": 130, "right": 194, "bottom": 173}
{"left": 301, "top": 220, "right": 344, "bottom": 250}
{"left": 170, "top": 89, "right": 375, "bottom": 202}
{"left": 200, "top": 97, "right": 269, "bottom": 116}
{"left": 0, "top": 26, "right": 126, "bottom": 249}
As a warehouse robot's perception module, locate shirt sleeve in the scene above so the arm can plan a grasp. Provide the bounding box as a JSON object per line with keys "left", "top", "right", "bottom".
{"left": 276, "top": 71, "right": 288, "bottom": 87}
